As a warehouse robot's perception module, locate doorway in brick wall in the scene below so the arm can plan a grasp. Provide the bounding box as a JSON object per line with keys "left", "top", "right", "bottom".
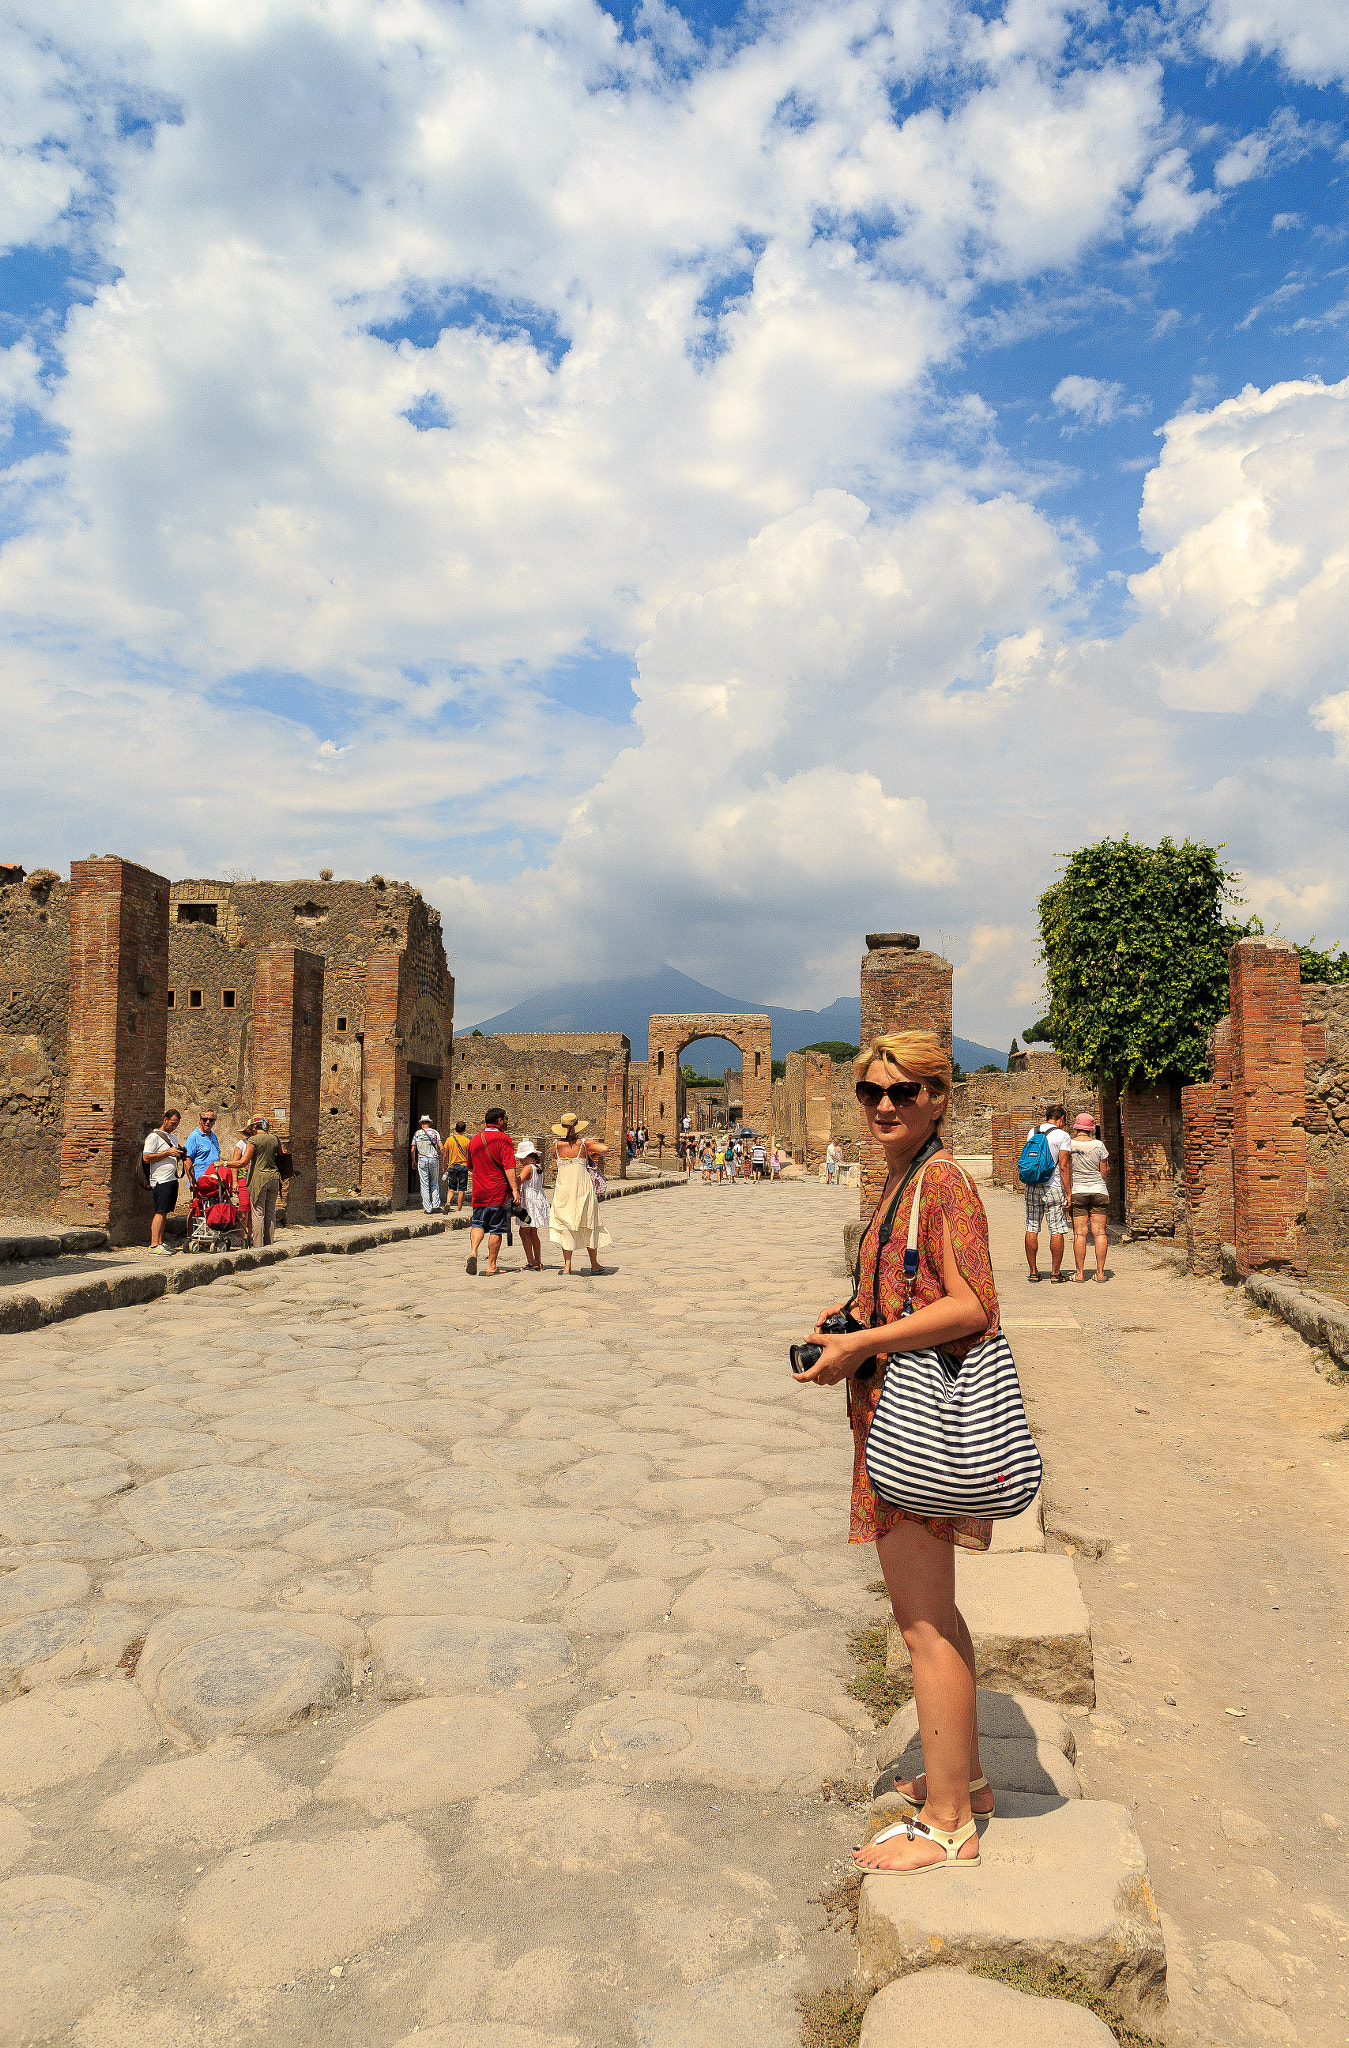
{"left": 408, "top": 1073, "right": 439, "bottom": 1196}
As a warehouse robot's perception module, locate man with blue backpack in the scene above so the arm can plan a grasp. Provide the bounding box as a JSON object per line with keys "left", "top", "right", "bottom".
{"left": 1019, "top": 1103, "right": 1073, "bottom": 1282}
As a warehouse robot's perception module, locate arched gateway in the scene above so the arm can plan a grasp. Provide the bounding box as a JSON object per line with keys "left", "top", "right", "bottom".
{"left": 647, "top": 1013, "right": 772, "bottom": 1151}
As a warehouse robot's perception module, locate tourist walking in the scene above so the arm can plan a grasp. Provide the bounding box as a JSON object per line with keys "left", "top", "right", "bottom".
{"left": 770, "top": 1146, "right": 781, "bottom": 1180}
{"left": 410, "top": 1114, "right": 444, "bottom": 1213}
{"left": 825, "top": 1138, "right": 840, "bottom": 1186}
{"left": 794, "top": 1030, "right": 1000, "bottom": 1874}
{"left": 1021, "top": 1104, "right": 1072, "bottom": 1282}
{"left": 466, "top": 1108, "right": 519, "bottom": 1276}
{"left": 234, "top": 1116, "right": 283, "bottom": 1248}
{"left": 751, "top": 1137, "right": 766, "bottom": 1180}
{"left": 142, "top": 1110, "right": 186, "bottom": 1253}
{"left": 515, "top": 1136, "right": 550, "bottom": 1271}
{"left": 443, "top": 1122, "right": 470, "bottom": 1210}
{"left": 183, "top": 1109, "right": 220, "bottom": 1189}
{"left": 549, "top": 1112, "right": 610, "bottom": 1275}
{"left": 1069, "top": 1113, "right": 1110, "bottom": 1283}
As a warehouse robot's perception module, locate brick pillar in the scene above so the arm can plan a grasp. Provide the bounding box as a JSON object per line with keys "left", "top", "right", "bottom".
{"left": 859, "top": 934, "right": 953, "bottom": 1212}
{"left": 251, "top": 948, "right": 325, "bottom": 1226}
{"left": 1229, "top": 938, "right": 1306, "bottom": 1275}
{"left": 361, "top": 952, "right": 405, "bottom": 1204}
{"left": 1119, "top": 1080, "right": 1179, "bottom": 1236}
{"left": 1211, "top": 1016, "right": 1234, "bottom": 1254}
{"left": 803, "top": 1051, "right": 832, "bottom": 1170}
{"left": 990, "top": 1110, "right": 1016, "bottom": 1187}
{"left": 1096, "top": 1078, "right": 1124, "bottom": 1222}
{"left": 741, "top": 1024, "right": 772, "bottom": 1142}
{"left": 1181, "top": 1083, "right": 1220, "bottom": 1275}
{"left": 604, "top": 1063, "right": 627, "bottom": 1177}
{"left": 59, "top": 857, "right": 169, "bottom": 1244}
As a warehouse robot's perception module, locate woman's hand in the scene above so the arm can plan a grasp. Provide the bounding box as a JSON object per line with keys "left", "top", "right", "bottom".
{"left": 813, "top": 1301, "right": 849, "bottom": 1334}
{"left": 793, "top": 1329, "right": 875, "bottom": 1387}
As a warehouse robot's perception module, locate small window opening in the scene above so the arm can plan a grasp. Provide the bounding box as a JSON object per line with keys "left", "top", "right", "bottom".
{"left": 222, "top": 988, "right": 236, "bottom": 1009}
{"left": 189, "top": 989, "right": 203, "bottom": 1008}
{"left": 8, "top": 989, "right": 18, "bottom": 1001}
{"left": 166, "top": 990, "right": 175, "bottom": 1009}
{"left": 336, "top": 1015, "right": 348, "bottom": 1032}
{"left": 176, "top": 902, "right": 218, "bottom": 925}
{"left": 127, "top": 1012, "right": 137, "bottom": 1034}
{"left": 331, "top": 1063, "right": 338, "bottom": 1073}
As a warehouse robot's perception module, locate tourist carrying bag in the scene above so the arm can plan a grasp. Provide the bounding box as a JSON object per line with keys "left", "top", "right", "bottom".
{"left": 864, "top": 1160, "right": 1042, "bottom": 1521}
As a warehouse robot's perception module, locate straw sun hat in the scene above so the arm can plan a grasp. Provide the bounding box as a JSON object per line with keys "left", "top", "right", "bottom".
{"left": 550, "top": 1112, "right": 590, "bottom": 1138}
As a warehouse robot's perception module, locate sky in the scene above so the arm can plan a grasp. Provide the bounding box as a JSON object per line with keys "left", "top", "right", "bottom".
{"left": 3, "top": 0, "right": 1348, "bottom": 1045}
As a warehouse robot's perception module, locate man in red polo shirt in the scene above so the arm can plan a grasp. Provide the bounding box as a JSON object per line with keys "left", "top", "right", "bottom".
{"left": 466, "top": 1106, "right": 520, "bottom": 1276}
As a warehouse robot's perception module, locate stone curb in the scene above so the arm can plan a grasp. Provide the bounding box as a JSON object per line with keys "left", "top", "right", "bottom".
{"left": 0, "top": 1176, "right": 687, "bottom": 1336}
{"left": 0, "top": 1228, "right": 110, "bottom": 1264}
{"left": 1242, "top": 1271, "right": 1349, "bottom": 1369}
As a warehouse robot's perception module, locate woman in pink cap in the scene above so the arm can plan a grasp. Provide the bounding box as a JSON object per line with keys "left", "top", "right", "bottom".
{"left": 1069, "top": 1114, "right": 1111, "bottom": 1282}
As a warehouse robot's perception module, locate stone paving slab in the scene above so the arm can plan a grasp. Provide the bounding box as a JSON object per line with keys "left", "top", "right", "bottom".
{"left": 859, "top": 1967, "right": 1116, "bottom": 2047}
{"left": 855, "top": 1794, "right": 1166, "bottom": 2026}
{"left": 886, "top": 1552, "right": 1095, "bottom": 1706}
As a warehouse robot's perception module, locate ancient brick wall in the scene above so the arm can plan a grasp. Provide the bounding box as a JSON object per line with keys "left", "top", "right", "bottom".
{"left": 1181, "top": 1080, "right": 1221, "bottom": 1275}
{"left": 164, "top": 922, "right": 255, "bottom": 1160}
{"left": 858, "top": 936, "right": 952, "bottom": 1212}
{"left": 59, "top": 858, "right": 170, "bottom": 1243}
{"left": 829, "top": 1061, "right": 864, "bottom": 1160}
{"left": 954, "top": 1053, "right": 1095, "bottom": 1159}
{"left": 0, "top": 869, "right": 70, "bottom": 1215}
{"left": 251, "top": 948, "right": 325, "bottom": 1225}
{"left": 628, "top": 1059, "right": 648, "bottom": 1133}
{"left": 450, "top": 1035, "right": 630, "bottom": 1180}
{"left": 1302, "top": 985, "right": 1349, "bottom": 1282}
{"left": 1119, "top": 1078, "right": 1182, "bottom": 1237}
{"left": 1229, "top": 939, "right": 1306, "bottom": 1275}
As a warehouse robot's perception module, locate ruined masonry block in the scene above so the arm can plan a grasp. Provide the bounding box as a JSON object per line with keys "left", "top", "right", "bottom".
{"left": 886, "top": 1553, "right": 1094, "bottom": 1707}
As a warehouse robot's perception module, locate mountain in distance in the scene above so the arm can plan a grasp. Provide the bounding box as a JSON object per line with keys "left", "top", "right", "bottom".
{"left": 464, "top": 965, "right": 1005, "bottom": 1073}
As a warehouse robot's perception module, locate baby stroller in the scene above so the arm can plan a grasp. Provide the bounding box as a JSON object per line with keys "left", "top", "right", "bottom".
{"left": 187, "top": 1163, "right": 250, "bottom": 1253}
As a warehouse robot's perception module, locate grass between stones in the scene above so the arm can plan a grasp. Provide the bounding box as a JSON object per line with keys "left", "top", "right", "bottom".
{"left": 846, "top": 1618, "right": 912, "bottom": 1726}
{"left": 967, "top": 1958, "right": 1153, "bottom": 2045}
{"left": 797, "top": 1983, "right": 868, "bottom": 2047}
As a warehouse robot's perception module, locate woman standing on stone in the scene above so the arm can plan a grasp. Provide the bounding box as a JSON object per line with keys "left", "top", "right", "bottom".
{"left": 794, "top": 1030, "right": 999, "bottom": 1874}
{"left": 548, "top": 1113, "right": 610, "bottom": 1276}
{"left": 1069, "top": 1113, "right": 1111, "bottom": 1282}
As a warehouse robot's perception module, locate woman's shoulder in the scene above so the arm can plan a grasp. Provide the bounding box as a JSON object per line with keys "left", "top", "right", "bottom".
{"left": 922, "top": 1155, "right": 986, "bottom": 1206}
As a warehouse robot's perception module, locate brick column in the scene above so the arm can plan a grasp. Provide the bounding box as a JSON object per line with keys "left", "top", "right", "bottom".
{"left": 605, "top": 1062, "right": 627, "bottom": 1177}
{"left": 803, "top": 1050, "right": 832, "bottom": 1170}
{"left": 251, "top": 948, "right": 325, "bottom": 1225}
{"left": 859, "top": 934, "right": 953, "bottom": 1212}
{"left": 1210, "top": 1016, "right": 1235, "bottom": 1254}
{"left": 1229, "top": 938, "right": 1306, "bottom": 1275}
{"left": 1181, "top": 1083, "right": 1220, "bottom": 1275}
{"left": 990, "top": 1111, "right": 1016, "bottom": 1187}
{"left": 59, "top": 857, "right": 169, "bottom": 1244}
{"left": 1119, "top": 1080, "right": 1180, "bottom": 1236}
{"left": 361, "top": 952, "right": 405, "bottom": 1204}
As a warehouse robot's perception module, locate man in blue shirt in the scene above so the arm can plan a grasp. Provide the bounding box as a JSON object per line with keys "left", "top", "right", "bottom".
{"left": 184, "top": 1110, "right": 221, "bottom": 1189}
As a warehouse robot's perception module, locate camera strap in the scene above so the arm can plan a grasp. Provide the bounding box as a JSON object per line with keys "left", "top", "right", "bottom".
{"left": 864, "top": 1133, "right": 943, "bottom": 1329}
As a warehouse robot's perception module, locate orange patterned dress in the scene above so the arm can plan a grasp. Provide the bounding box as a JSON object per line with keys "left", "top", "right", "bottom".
{"left": 847, "top": 1153, "right": 1000, "bottom": 1552}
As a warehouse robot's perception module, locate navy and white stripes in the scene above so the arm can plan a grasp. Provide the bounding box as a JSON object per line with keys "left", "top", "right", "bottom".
{"left": 863, "top": 1331, "right": 1043, "bottom": 1522}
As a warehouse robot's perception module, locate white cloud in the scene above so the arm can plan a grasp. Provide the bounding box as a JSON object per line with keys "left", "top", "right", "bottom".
{"left": 1051, "top": 374, "right": 1149, "bottom": 429}
{"left": 1132, "top": 147, "right": 1220, "bottom": 242}
{"left": 1312, "top": 690, "right": 1349, "bottom": 764}
{"left": 1200, "top": 2, "right": 1349, "bottom": 87}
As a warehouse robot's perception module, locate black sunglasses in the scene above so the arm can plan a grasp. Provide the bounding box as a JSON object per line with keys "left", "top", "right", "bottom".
{"left": 855, "top": 1078, "right": 925, "bottom": 1110}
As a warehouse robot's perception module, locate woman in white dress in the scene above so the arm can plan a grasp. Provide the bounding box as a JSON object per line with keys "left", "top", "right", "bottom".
{"left": 548, "top": 1113, "right": 611, "bottom": 1276}
{"left": 515, "top": 1136, "right": 550, "bottom": 1272}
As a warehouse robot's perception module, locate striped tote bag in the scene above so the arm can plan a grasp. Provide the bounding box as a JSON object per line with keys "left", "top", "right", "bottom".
{"left": 863, "top": 1162, "right": 1042, "bottom": 1522}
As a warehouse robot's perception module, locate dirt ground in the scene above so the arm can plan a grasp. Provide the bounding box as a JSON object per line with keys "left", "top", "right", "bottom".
{"left": 980, "top": 1183, "right": 1349, "bottom": 2046}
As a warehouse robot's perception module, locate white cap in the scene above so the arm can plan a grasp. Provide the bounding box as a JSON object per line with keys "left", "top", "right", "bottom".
{"left": 515, "top": 1135, "right": 540, "bottom": 1160}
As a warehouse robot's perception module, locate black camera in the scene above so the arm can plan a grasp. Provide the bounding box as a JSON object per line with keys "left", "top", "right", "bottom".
{"left": 790, "top": 1311, "right": 863, "bottom": 1376}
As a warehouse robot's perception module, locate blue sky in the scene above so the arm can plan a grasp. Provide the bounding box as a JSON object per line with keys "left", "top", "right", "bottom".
{"left": 2, "top": 2, "right": 1349, "bottom": 1042}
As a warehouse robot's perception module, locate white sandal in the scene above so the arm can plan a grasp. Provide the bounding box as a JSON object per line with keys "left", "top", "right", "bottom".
{"left": 885, "top": 1772, "right": 994, "bottom": 1817}
{"left": 854, "top": 1814, "right": 980, "bottom": 1874}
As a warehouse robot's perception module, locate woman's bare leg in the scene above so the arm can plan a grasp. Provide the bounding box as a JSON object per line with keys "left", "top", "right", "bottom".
{"left": 855, "top": 1518, "right": 978, "bottom": 1869}
{"left": 1073, "top": 1208, "right": 1089, "bottom": 1281}
{"left": 1092, "top": 1209, "right": 1108, "bottom": 1278}
{"left": 886, "top": 1598, "right": 991, "bottom": 1814}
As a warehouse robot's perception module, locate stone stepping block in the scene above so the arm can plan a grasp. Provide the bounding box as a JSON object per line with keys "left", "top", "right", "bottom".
{"left": 989, "top": 1488, "right": 1045, "bottom": 1553}
{"left": 856, "top": 1794, "right": 1166, "bottom": 2029}
{"left": 870, "top": 1732, "right": 1083, "bottom": 1808}
{"left": 368, "top": 1544, "right": 571, "bottom": 1617}
{"left": 874, "top": 1689, "right": 1078, "bottom": 1776}
{"left": 116, "top": 1465, "right": 329, "bottom": 1548}
{"left": 182, "top": 1822, "right": 440, "bottom": 1985}
{"left": 886, "top": 1554, "right": 1093, "bottom": 1707}
{"left": 557, "top": 1690, "right": 854, "bottom": 1792}
{"left": 320, "top": 1696, "right": 538, "bottom": 1815}
{"left": 860, "top": 1966, "right": 1115, "bottom": 2046}
{"left": 135, "top": 1606, "right": 362, "bottom": 1743}
{"left": 370, "top": 1616, "right": 575, "bottom": 1699}
{"left": 0, "top": 1874, "right": 172, "bottom": 2039}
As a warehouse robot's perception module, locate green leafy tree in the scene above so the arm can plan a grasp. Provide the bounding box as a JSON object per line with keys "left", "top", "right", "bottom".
{"left": 1021, "top": 1015, "right": 1053, "bottom": 1044}
{"left": 1295, "top": 941, "right": 1349, "bottom": 985}
{"left": 1037, "top": 837, "right": 1256, "bottom": 1084}
{"left": 800, "top": 1039, "right": 860, "bottom": 1063}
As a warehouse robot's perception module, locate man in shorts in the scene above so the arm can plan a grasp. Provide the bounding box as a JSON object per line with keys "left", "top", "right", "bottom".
{"left": 443, "top": 1121, "right": 470, "bottom": 1211}
{"left": 1024, "top": 1103, "right": 1073, "bottom": 1281}
{"left": 466, "top": 1107, "right": 519, "bottom": 1276}
{"left": 143, "top": 1110, "right": 186, "bottom": 1252}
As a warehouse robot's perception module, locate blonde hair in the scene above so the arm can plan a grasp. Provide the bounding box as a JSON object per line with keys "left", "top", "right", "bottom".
{"left": 853, "top": 1030, "right": 951, "bottom": 1109}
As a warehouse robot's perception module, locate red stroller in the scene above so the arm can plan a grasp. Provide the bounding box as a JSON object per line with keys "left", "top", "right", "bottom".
{"left": 187, "top": 1163, "right": 250, "bottom": 1253}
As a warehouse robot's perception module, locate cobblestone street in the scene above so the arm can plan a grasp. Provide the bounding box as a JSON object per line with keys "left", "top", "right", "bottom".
{"left": 0, "top": 1176, "right": 1345, "bottom": 2046}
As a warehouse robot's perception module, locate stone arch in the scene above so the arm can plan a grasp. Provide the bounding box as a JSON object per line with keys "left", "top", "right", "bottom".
{"left": 647, "top": 1013, "right": 772, "bottom": 1150}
